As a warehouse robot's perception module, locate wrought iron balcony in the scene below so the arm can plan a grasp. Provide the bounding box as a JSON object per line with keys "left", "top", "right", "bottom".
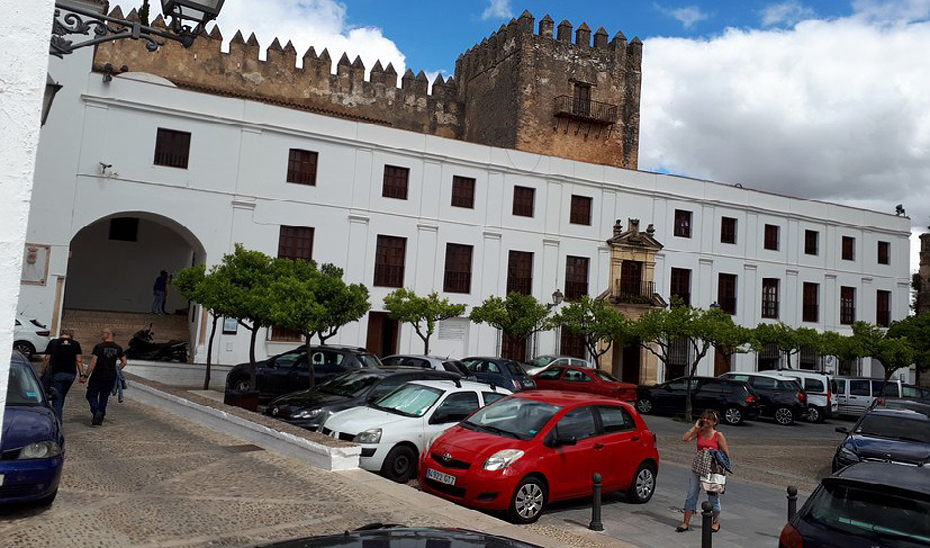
{"left": 615, "top": 280, "right": 655, "bottom": 304}
{"left": 554, "top": 96, "right": 619, "bottom": 124}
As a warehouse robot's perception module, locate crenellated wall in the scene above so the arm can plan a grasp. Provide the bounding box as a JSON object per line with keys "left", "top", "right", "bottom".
{"left": 93, "top": 9, "right": 641, "bottom": 168}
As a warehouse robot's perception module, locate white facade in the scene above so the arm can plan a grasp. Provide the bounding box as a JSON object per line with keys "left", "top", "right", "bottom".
{"left": 20, "top": 53, "right": 913, "bottom": 381}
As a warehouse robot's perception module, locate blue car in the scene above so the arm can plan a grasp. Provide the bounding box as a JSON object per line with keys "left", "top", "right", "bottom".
{"left": 461, "top": 356, "right": 536, "bottom": 392}
{"left": 1, "top": 352, "right": 65, "bottom": 506}
{"left": 832, "top": 404, "right": 930, "bottom": 472}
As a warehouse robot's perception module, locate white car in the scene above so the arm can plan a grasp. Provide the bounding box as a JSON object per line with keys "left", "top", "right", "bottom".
{"left": 380, "top": 354, "right": 469, "bottom": 375}
{"left": 523, "top": 355, "right": 594, "bottom": 376}
{"left": 774, "top": 368, "right": 839, "bottom": 423}
{"left": 13, "top": 318, "right": 51, "bottom": 359}
{"left": 321, "top": 379, "right": 511, "bottom": 482}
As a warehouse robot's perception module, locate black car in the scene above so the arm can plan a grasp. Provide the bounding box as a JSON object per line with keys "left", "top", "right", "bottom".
{"left": 719, "top": 372, "right": 808, "bottom": 425}
{"left": 263, "top": 367, "right": 462, "bottom": 431}
{"left": 832, "top": 405, "right": 930, "bottom": 472}
{"left": 226, "top": 345, "right": 382, "bottom": 401}
{"left": 461, "top": 356, "right": 536, "bottom": 392}
{"left": 259, "top": 526, "right": 543, "bottom": 547}
{"left": 780, "top": 462, "right": 930, "bottom": 548}
{"left": 635, "top": 376, "right": 760, "bottom": 425}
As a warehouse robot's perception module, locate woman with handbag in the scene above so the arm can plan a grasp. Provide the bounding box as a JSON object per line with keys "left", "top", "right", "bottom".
{"left": 676, "top": 409, "right": 730, "bottom": 533}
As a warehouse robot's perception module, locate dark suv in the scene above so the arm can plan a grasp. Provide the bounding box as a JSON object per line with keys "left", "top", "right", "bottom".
{"left": 226, "top": 345, "right": 381, "bottom": 401}
{"left": 461, "top": 356, "right": 536, "bottom": 392}
{"left": 636, "top": 376, "right": 760, "bottom": 425}
{"left": 719, "top": 372, "right": 808, "bottom": 425}
{"left": 832, "top": 404, "right": 930, "bottom": 472}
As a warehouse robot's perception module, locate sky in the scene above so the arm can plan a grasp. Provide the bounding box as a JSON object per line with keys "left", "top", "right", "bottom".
{"left": 122, "top": 0, "right": 930, "bottom": 270}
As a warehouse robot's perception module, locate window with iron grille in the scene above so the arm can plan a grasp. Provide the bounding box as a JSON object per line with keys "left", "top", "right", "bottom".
{"left": 570, "top": 195, "right": 592, "bottom": 225}
{"left": 762, "top": 278, "right": 779, "bottom": 319}
{"left": 877, "top": 241, "right": 890, "bottom": 265}
{"left": 572, "top": 83, "right": 592, "bottom": 117}
{"left": 507, "top": 250, "right": 533, "bottom": 295}
{"left": 501, "top": 333, "right": 528, "bottom": 362}
{"left": 804, "top": 230, "right": 819, "bottom": 255}
{"left": 286, "top": 149, "right": 318, "bottom": 186}
{"left": 674, "top": 209, "right": 692, "bottom": 238}
{"left": 842, "top": 236, "right": 855, "bottom": 261}
{"left": 277, "top": 226, "right": 314, "bottom": 261}
{"left": 758, "top": 343, "right": 780, "bottom": 371}
{"left": 560, "top": 329, "right": 587, "bottom": 359}
{"left": 451, "top": 176, "right": 475, "bottom": 208}
{"left": 154, "top": 128, "right": 191, "bottom": 168}
{"left": 803, "top": 282, "right": 819, "bottom": 323}
{"left": 764, "top": 224, "right": 779, "bottom": 251}
{"left": 374, "top": 235, "right": 406, "bottom": 287}
{"left": 840, "top": 286, "right": 856, "bottom": 325}
{"left": 666, "top": 337, "right": 690, "bottom": 380}
{"left": 799, "top": 347, "right": 819, "bottom": 370}
{"left": 670, "top": 268, "right": 691, "bottom": 306}
{"left": 876, "top": 290, "right": 891, "bottom": 327}
{"left": 443, "top": 243, "right": 473, "bottom": 294}
{"left": 382, "top": 165, "right": 409, "bottom": 200}
{"left": 565, "top": 256, "right": 589, "bottom": 301}
{"left": 717, "top": 273, "right": 737, "bottom": 315}
{"left": 720, "top": 217, "right": 737, "bottom": 244}
{"left": 512, "top": 186, "right": 535, "bottom": 217}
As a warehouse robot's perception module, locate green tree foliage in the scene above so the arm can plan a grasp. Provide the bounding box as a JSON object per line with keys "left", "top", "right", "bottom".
{"left": 887, "top": 313, "right": 930, "bottom": 384}
{"left": 383, "top": 289, "right": 465, "bottom": 355}
{"left": 752, "top": 322, "right": 821, "bottom": 368}
{"left": 552, "top": 296, "right": 632, "bottom": 361}
{"left": 846, "top": 321, "right": 916, "bottom": 392}
{"left": 469, "top": 293, "right": 551, "bottom": 360}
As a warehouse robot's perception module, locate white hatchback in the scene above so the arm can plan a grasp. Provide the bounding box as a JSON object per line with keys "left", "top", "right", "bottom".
{"left": 13, "top": 318, "right": 51, "bottom": 359}
{"left": 321, "top": 379, "right": 511, "bottom": 482}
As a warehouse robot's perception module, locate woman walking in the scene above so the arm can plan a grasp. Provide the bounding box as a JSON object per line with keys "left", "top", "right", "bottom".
{"left": 677, "top": 409, "right": 730, "bottom": 533}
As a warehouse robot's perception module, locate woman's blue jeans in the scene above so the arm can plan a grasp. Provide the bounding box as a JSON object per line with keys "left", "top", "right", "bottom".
{"left": 50, "top": 372, "right": 75, "bottom": 422}
{"left": 684, "top": 472, "right": 721, "bottom": 513}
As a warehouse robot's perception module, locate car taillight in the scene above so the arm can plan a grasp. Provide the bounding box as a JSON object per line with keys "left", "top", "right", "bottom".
{"left": 746, "top": 395, "right": 758, "bottom": 404}
{"left": 827, "top": 391, "right": 832, "bottom": 405}
{"left": 36, "top": 330, "right": 50, "bottom": 336}
{"left": 779, "top": 522, "right": 803, "bottom": 548}
{"left": 798, "top": 392, "right": 806, "bottom": 402}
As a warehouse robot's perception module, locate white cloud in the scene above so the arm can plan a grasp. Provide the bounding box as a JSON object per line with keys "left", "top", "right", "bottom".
{"left": 655, "top": 4, "right": 711, "bottom": 29}
{"left": 761, "top": 1, "right": 816, "bottom": 26}
{"left": 640, "top": 14, "right": 930, "bottom": 257}
{"left": 851, "top": 0, "right": 930, "bottom": 23}
{"left": 482, "top": 0, "right": 514, "bottom": 21}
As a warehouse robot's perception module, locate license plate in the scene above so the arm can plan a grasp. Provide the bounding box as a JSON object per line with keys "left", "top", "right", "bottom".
{"left": 426, "top": 467, "right": 456, "bottom": 485}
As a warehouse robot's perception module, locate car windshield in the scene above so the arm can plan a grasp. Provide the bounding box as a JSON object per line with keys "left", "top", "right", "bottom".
{"left": 526, "top": 356, "right": 557, "bottom": 367}
{"left": 856, "top": 414, "right": 930, "bottom": 443}
{"left": 593, "top": 370, "right": 621, "bottom": 382}
{"left": 461, "top": 397, "right": 562, "bottom": 440}
{"left": 6, "top": 360, "right": 45, "bottom": 407}
{"left": 380, "top": 356, "right": 405, "bottom": 367}
{"left": 358, "top": 354, "right": 382, "bottom": 368}
{"left": 804, "top": 481, "right": 930, "bottom": 543}
{"left": 372, "top": 384, "right": 443, "bottom": 417}
{"left": 318, "top": 371, "right": 382, "bottom": 397}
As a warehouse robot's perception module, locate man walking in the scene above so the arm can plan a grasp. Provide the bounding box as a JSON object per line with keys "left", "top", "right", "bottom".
{"left": 151, "top": 270, "right": 168, "bottom": 314}
{"left": 80, "top": 328, "right": 126, "bottom": 426}
{"left": 42, "top": 328, "right": 83, "bottom": 422}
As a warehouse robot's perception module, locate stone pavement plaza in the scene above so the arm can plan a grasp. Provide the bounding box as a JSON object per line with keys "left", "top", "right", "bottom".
{"left": 0, "top": 387, "right": 633, "bottom": 548}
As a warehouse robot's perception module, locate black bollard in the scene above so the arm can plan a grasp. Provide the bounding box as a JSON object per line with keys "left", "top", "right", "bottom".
{"left": 701, "top": 501, "right": 714, "bottom": 548}
{"left": 589, "top": 473, "right": 604, "bottom": 531}
{"left": 787, "top": 485, "right": 798, "bottom": 521}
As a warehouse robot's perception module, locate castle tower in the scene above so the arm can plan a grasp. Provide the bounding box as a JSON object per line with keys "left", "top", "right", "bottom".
{"left": 455, "top": 11, "right": 643, "bottom": 169}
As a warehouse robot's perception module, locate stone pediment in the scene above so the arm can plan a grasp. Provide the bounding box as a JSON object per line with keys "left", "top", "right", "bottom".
{"left": 606, "top": 218, "right": 663, "bottom": 251}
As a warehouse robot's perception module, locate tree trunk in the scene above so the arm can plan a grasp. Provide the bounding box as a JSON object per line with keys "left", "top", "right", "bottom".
{"left": 305, "top": 334, "right": 315, "bottom": 390}
{"left": 248, "top": 324, "right": 259, "bottom": 388}
{"left": 203, "top": 313, "right": 219, "bottom": 390}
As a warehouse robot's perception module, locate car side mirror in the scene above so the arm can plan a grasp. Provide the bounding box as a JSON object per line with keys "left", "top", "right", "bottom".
{"left": 545, "top": 434, "right": 577, "bottom": 447}
{"left": 835, "top": 427, "right": 849, "bottom": 434}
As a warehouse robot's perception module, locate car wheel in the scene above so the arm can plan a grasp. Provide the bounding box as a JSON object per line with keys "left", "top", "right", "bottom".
{"left": 508, "top": 476, "right": 548, "bottom": 524}
{"left": 381, "top": 444, "right": 417, "bottom": 483}
{"left": 723, "top": 406, "right": 743, "bottom": 425}
{"left": 232, "top": 379, "right": 251, "bottom": 391}
{"left": 13, "top": 341, "right": 35, "bottom": 359}
{"left": 774, "top": 406, "right": 795, "bottom": 426}
{"left": 627, "top": 462, "right": 657, "bottom": 504}
{"left": 806, "top": 406, "right": 823, "bottom": 423}
{"left": 636, "top": 398, "right": 653, "bottom": 414}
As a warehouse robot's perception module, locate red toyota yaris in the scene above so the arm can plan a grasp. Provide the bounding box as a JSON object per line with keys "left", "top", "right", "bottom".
{"left": 419, "top": 391, "right": 659, "bottom": 523}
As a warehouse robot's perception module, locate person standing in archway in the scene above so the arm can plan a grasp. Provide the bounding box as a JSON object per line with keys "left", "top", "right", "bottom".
{"left": 151, "top": 270, "right": 168, "bottom": 315}
{"left": 80, "top": 328, "right": 126, "bottom": 426}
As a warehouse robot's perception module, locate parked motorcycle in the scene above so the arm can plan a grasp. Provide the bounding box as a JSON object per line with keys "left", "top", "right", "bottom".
{"left": 126, "top": 324, "right": 188, "bottom": 362}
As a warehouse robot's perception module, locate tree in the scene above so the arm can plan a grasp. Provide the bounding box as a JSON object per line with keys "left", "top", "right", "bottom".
{"left": 887, "top": 313, "right": 930, "bottom": 385}
{"left": 847, "top": 321, "right": 916, "bottom": 395}
{"left": 469, "top": 293, "right": 551, "bottom": 360}
{"left": 552, "top": 296, "right": 632, "bottom": 362}
{"left": 383, "top": 289, "right": 465, "bottom": 354}
{"left": 709, "top": 321, "right": 753, "bottom": 372}
{"left": 752, "top": 323, "right": 820, "bottom": 369}
{"left": 174, "top": 265, "right": 219, "bottom": 390}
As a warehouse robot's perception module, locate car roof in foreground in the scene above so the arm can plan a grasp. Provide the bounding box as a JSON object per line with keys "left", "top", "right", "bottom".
{"left": 407, "top": 379, "right": 505, "bottom": 392}
{"left": 258, "top": 526, "right": 544, "bottom": 547}
{"left": 514, "top": 389, "right": 628, "bottom": 406}
{"left": 866, "top": 406, "right": 930, "bottom": 421}
{"left": 830, "top": 462, "right": 930, "bottom": 498}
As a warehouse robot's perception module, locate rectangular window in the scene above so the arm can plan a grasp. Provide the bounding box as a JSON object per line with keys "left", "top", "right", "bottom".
{"left": 670, "top": 268, "right": 691, "bottom": 306}
{"left": 877, "top": 290, "right": 891, "bottom": 327}
{"left": 803, "top": 282, "right": 819, "bottom": 323}
{"left": 762, "top": 278, "right": 779, "bottom": 319}
{"left": 878, "top": 241, "right": 890, "bottom": 265}
{"left": 154, "top": 128, "right": 191, "bottom": 168}
{"left": 720, "top": 217, "right": 737, "bottom": 244}
{"left": 108, "top": 217, "right": 139, "bottom": 242}
{"left": 277, "top": 226, "right": 314, "bottom": 261}
{"left": 840, "top": 286, "right": 856, "bottom": 325}
{"left": 674, "top": 209, "right": 692, "bottom": 238}
{"left": 286, "top": 149, "right": 318, "bottom": 186}
{"left": 572, "top": 83, "right": 592, "bottom": 117}
{"left": 451, "top": 176, "right": 475, "bottom": 208}
{"left": 842, "top": 236, "right": 855, "bottom": 261}
{"left": 570, "top": 195, "right": 592, "bottom": 225}
{"left": 382, "top": 165, "right": 409, "bottom": 200}
{"left": 506, "top": 251, "right": 533, "bottom": 295}
{"left": 560, "top": 330, "right": 587, "bottom": 359}
{"left": 804, "top": 230, "right": 819, "bottom": 256}
{"left": 717, "top": 273, "right": 737, "bottom": 315}
{"left": 512, "top": 186, "right": 535, "bottom": 217}
{"left": 764, "top": 224, "right": 779, "bottom": 251}
{"left": 373, "top": 235, "right": 406, "bottom": 287}
{"left": 443, "top": 243, "right": 473, "bottom": 294}
{"left": 565, "top": 256, "right": 590, "bottom": 301}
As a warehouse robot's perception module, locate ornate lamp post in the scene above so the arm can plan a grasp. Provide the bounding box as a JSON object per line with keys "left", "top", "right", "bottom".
{"left": 548, "top": 289, "right": 564, "bottom": 310}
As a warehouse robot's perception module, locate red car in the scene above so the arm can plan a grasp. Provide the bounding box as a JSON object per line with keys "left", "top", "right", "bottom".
{"left": 419, "top": 391, "right": 659, "bottom": 523}
{"left": 533, "top": 365, "right": 637, "bottom": 401}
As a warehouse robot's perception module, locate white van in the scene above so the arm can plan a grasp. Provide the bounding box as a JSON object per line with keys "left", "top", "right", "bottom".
{"left": 774, "top": 369, "right": 838, "bottom": 423}
{"left": 833, "top": 376, "right": 902, "bottom": 417}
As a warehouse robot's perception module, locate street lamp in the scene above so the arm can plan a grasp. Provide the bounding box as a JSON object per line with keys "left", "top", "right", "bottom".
{"left": 548, "top": 289, "right": 564, "bottom": 310}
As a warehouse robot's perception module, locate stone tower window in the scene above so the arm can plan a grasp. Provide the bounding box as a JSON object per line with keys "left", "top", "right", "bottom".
{"left": 572, "top": 83, "right": 592, "bottom": 117}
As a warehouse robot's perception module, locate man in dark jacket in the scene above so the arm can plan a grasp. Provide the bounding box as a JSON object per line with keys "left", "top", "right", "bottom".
{"left": 42, "top": 328, "right": 83, "bottom": 421}
{"left": 80, "top": 328, "right": 126, "bottom": 426}
{"left": 151, "top": 270, "right": 168, "bottom": 315}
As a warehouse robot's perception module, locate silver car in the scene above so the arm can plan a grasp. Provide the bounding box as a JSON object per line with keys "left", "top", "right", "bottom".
{"left": 523, "top": 355, "right": 593, "bottom": 376}
{"left": 380, "top": 354, "right": 468, "bottom": 375}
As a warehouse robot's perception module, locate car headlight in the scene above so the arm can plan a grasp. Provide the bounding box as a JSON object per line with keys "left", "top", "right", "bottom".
{"left": 483, "top": 449, "right": 525, "bottom": 471}
{"left": 354, "top": 428, "right": 382, "bottom": 444}
{"left": 291, "top": 408, "right": 323, "bottom": 420}
{"left": 19, "top": 441, "right": 62, "bottom": 459}
{"left": 838, "top": 446, "right": 859, "bottom": 463}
